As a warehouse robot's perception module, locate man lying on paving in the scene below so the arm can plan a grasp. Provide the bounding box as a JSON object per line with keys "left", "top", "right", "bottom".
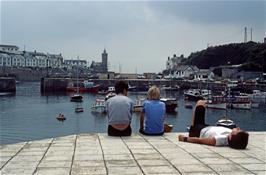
{"left": 178, "top": 100, "right": 249, "bottom": 149}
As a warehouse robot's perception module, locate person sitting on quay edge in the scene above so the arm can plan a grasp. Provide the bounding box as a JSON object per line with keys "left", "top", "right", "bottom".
{"left": 106, "top": 81, "right": 134, "bottom": 136}
{"left": 139, "top": 85, "right": 166, "bottom": 135}
{"left": 178, "top": 100, "right": 249, "bottom": 149}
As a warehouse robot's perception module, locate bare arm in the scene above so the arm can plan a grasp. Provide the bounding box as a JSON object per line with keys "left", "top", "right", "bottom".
{"left": 178, "top": 135, "right": 216, "bottom": 146}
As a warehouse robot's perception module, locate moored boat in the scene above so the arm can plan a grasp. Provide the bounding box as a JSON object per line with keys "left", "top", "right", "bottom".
{"left": 227, "top": 94, "right": 252, "bottom": 110}
{"left": 184, "top": 89, "right": 204, "bottom": 101}
{"left": 206, "top": 95, "right": 227, "bottom": 110}
{"left": 133, "top": 97, "right": 146, "bottom": 112}
{"left": 184, "top": 101, "right": 193, "bottom": 109}
{"left": 91, "top": 99, "right": 106, "bottom": 113}
{"left": 128, "top": 84, "right": 137, "bottom": 91}
{"left": 105, "top": 92, "right": 116, "bottom": 101}
{"left": 216, "top": 118, "right": 236, "bottom": 129}
{"left": 66, "top": 81, "right": 100, "bottom": 93}
{"left": 71, "top": 94, "right": 83, "bottom": 102}
{"left": 160, "top": 98, "right": 178, "bottom": 113}
{"left": 75, "top": 107, "right": 84, "bottom": 113}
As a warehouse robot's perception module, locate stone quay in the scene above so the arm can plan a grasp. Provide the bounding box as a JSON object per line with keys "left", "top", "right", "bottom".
{"left": 0, "top": 132, "right": 265, "bottom": 175}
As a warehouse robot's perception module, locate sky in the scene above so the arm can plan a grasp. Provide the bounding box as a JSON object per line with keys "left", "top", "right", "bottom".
{"left": 1, "top": 0, "right": 265, "bottom": 73}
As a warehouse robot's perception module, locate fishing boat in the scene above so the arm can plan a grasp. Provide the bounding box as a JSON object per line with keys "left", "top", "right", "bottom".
{"left": 227, "top": 94, "right": 252, "bottom": 110}
{"left": 160, "top": 98, "right": 178, "bottom": 113}
{"left": 91, "top": 99, "right": 106, "bottom": 113}
{"left": 184, "top": 89, "right": 205, "bottom": 101}
{"left": 206, "top": 95, "right": 227, "bottom": 110}
{"left": 67, "top": 81, "right": 100, "bottom": 93}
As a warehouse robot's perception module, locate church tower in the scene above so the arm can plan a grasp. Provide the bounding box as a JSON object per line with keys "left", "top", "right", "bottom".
{"left": 102, "top": 48, "right": 108, "bottom": 73}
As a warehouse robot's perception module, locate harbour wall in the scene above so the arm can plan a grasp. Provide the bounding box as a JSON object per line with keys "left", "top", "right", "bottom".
{"left": 41, "top": 78, "right": 266, "bottom": 93}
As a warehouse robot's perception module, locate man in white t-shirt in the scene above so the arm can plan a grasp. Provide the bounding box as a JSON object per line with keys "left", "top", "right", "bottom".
{"left": 106, "top": 81, "right": 134, "bottom": 136}
{"left": 178, "top": 100, "right": 249, "bottom": 149}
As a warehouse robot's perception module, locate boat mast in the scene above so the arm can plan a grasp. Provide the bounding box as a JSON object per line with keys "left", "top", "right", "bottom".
{"left": 225, "top": 85, "right": 229, "bottom": 121}
{"left": 77, "top": 56, "right": 79, "bottom": 94}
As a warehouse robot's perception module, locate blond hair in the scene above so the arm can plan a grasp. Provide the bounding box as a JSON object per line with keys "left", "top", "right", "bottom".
{"left": 147, "top": 85, "right": 160, "bottom": 100}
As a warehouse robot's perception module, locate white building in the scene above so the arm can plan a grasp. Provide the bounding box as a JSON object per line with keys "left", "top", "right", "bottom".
{"left": 0, "top": 49, "right": 64, "bottom": 68}
{"left": 0, "top": 45, "right": 19, "bottom": 54}
{"left": 47, "top": 53, "right": 63, "bottom": 68}
{"left": 166, "top": 54, "right": 184, "bottom": 70}
{"left": 169, "top": 65, "right": 199, "bottom": 79}
{"left": 64, "top": 59, "right": 87, "bottom": 69}
{"left": 12, "top": 54, "right": 25, "bottom": 67}
{"left": 0, "top": 53, "right": 12, "bottom": 67}
{"left": 194, "top": 69, "right": 214, "bottom": 81}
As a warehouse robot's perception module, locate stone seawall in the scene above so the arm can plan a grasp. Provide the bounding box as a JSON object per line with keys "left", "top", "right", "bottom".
{"left": 41, "top": 78, "right": 71, "bottom": 93}
{"left": 41, "top": 78, "right": 266, "bottom": 93}
{"left": 0, "top": 67, "right": 49, "bottom": 81}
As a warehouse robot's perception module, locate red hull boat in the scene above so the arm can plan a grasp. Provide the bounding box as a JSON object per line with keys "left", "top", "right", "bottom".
{"left": 67, "top": 85, "right": 100, "bottom": 93}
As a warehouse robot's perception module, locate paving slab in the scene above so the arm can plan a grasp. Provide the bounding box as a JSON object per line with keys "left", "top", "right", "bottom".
{"left": 0, "top": 132, "right": 265, "bottom": 175}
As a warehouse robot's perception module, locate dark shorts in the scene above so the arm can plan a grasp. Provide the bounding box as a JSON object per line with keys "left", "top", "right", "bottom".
{"left": 139, "top": 128, "right": 164, "bottom": 136}
{"left": 108, "top": 125, "right": 132, "bottom": 136}
{"left": 189, "top": 105, "right": 209, "bottom": 137}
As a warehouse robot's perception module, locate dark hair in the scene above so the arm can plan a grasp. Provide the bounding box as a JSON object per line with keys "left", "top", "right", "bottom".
{"left": 228, "top": 131, "right": 249, "bottom": 149}
{"left": 115, "top": 81, "right": 128, "bottom": 94}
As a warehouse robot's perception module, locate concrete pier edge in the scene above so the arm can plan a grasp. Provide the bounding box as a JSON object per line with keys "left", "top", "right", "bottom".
{"left": 0, "top": 132, "right": 265, "bottom": 175}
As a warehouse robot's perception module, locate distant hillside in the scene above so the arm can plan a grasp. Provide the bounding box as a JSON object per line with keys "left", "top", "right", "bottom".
{"left": 185, "top": 41, "right": 266, "bottom": 72}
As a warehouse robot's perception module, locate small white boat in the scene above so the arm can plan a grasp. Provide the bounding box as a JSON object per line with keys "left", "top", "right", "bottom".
{"left": 75, "top": 107, "right": 84, "bottom": 113}
{"left": 250, "top": 90, "right": 266, "bottom": 99}
{"left": 105, "top": 92, "right": 116, "bottom": 100}
{"left": 91, "top": 99, "right": 106, "bottom": 113}
{"left": 70, "top": 94, "right": 83, "bottom": 102}
{"left": 216, "top": 118, "right": 236, "bottom": 129}
{"left": 133, "top": 97, "right": 145, "bottom": 112}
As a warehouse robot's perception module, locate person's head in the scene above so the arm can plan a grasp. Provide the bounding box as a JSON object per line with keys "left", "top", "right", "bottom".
{"left": 147, "top": 85, "right": 160, "bottom": 100}
{"left": 228, "top": 127, "right": 249, "bottom": 149}
{"left": 115, "top": 81, "right": 129, "bottom": 95}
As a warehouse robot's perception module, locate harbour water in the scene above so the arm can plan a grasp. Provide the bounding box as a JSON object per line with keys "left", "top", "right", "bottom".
{"left": 0, "top": 82, "right": 265, "bottom": 144}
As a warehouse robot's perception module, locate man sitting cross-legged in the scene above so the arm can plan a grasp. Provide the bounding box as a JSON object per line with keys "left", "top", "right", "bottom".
{"left": 178, "top": 100, "right": 249, "bottom": 149}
